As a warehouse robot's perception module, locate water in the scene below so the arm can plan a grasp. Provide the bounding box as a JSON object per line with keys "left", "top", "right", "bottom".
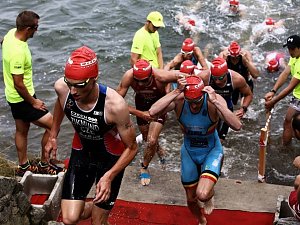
{"left": 0, "top": 0, "right": 299, "bottom": 186}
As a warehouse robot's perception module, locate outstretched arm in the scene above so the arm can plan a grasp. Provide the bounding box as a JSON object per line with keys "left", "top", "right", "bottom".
{"left": 264, "top": 65, "right": 291, "bottom": 101}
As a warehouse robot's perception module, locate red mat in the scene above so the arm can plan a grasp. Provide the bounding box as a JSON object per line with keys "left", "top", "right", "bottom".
{"left": 75, "top": 199, "right": 274, "bottom": 225}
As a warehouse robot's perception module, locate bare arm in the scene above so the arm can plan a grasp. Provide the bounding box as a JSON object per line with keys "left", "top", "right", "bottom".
{"left": 264, "top": 65, "right": 291, "bottom": 101}
{"left": 130, "top": 52, "right": 140, "bottom": 68}
{"left": 233, "top": 74, "right": 253, "bottom": 118}
{"left": 241, "top": 50, "right": 260, "bottom": 79}
{"left": 94, "top": 89, "right": 137, "bottom": 203}
{"left": 157, "top": 47, "right": 164, "bottom": 69}
{"left": 164, "top": 54, "right": 182, "bottom": 71}
{"left": 194, "top": 47, "right": 208, "bottom": 70}
{"left": 149, "top": 77, "right": 186, "bottom": 117}
{"left": 12, "top": 74, "right": 47, "bottom": 111}
{"left": 204, "top": 86, "right": 242, "bottom": 131}
{"left": 265, "top": 77, "right": 300, "bottom": 110}
{"left": 45, "top": 78, "right": 69, "bottom": 160}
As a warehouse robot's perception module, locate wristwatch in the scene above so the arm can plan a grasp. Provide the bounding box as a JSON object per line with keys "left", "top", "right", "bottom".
{"left": 270, "top": 89, "right": 276, "bottom": 94}
{"left": 242, "top": 106, "right": 248, "bottom": 113}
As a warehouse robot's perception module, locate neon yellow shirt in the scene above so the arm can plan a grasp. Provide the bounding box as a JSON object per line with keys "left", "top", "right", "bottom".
{"left": 131, "top": 27, "right": 161, "bottom": 68}
{"left": 2, "top": 28, "right": 35, "bottom": 103}
{"left": 289, "top": 57, "right": 300, "bottom": 99}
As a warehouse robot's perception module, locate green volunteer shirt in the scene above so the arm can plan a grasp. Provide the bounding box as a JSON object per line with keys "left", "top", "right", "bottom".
{"left": 131, "top": 27, "right": 161, "bottom": 68}
{"left": 289, "top": 57, "right": 300, "bottom": 99}
{"left": 2, "top": 28, "right": 35, "bottom": 103}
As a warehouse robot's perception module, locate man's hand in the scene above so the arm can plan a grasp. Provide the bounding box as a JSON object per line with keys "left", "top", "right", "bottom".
{"left": 264, "top": 92, "right": 275, "bottom": 101}
{"left": 32, "top": 98, "right": 47, "bottom": 111}
{"left": 45, "top": 137, "right": 58, "bottom": 161}
{"left": 203, "top": 86, "right": 217, "bottom": 103}
{"left": 93, "top": 175, "right": 111, "bottom": 204}
{"left": 177, "top": 75, "right": 187, "bottom": 92}
{"left": 265, "top": 99, "right": 275, "bottom": 111}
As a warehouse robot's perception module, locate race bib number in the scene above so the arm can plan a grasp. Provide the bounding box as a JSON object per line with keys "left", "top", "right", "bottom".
{"left": 190, "top": 137, "right": 208, "bottom": 148}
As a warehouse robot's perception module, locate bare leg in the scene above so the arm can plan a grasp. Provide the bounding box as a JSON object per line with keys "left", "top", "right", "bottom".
{"left": 32, "top": 112, "right": 52, "bottom": 162}
{"left": 91, "top": 205, "right": 110, "bottom": 225}
{"left": 282, "top": 107, "right": 296, "bottom": 146}
{"left": 185, "top": 185, "right": 207, "bottom": 225}
{"left": 196, "top": 177, "right": 215, "bottom": 215}
{"left": 15, "top": 119, "right": 30, "bottom": 165}
{"left": 61, "top": 199, "right": 85, "bottom": 225}
{"left": 139, "top": 121, "right": 164, "bottom": 186}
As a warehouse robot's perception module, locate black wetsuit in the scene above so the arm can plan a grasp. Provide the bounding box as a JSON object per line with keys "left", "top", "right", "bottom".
{"left": 209, "top": 72, "right": 234, "bottom": 140}
{"left": 227, "top": 55, "right": 253, "bottom": 105}
{"left": 62, "top": 84, "right": 125, "bottom": 210}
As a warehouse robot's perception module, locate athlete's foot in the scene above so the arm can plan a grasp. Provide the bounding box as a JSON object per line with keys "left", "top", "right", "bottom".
{"left": 157, "top": 147, "right": 166, "bottom": 169}
{"left": 203, "top": 197, "right": 214, "bottom": 215}
{"left": 140, "top": 168, "right": 151, "bottom": 186}
{"left": 199, "top": 215, "right": 207, "bottom": 225}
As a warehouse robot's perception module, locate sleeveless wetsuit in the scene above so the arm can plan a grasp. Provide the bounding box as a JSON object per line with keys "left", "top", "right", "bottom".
{"left": 209, "top": 71, "right": 234, "bottom": 140}
{"left": 62, "top": 84, "right": 125, "bottom": 210}
{"left": 178, "top": 94, "right": 223, "bottom": 187}
{"left": 132, "top": 76, "right": 167, "bottom": 125}
{"left": 227, "top": 55, "right": 254, "bottom": 105}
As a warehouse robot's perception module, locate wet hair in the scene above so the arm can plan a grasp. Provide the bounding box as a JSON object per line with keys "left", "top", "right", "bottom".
{"left": 292, "top": 113, "right": 300, "bottom": 132}
{"left": 16, "top": 10, "right": 40, "bottom": 31}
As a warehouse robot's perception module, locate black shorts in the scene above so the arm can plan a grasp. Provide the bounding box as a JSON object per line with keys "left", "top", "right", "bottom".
{"left": 135, "top": 95, "right": 167, "bottom": 126}
{"left": 8, "top": 95, "right": 49, "bottom": 122}
{"left": 61, "top": 148, "right": 124, "bottom": 210}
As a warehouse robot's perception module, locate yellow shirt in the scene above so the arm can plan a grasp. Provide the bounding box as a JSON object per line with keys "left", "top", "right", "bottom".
{"left": 289, "top": 57, "right": 300, "bottom": 99}
{"left": 2, "top": 28, "right": 35, "bottom": 103}
{"left": 131, "top": 27, "right": 161, "bottom": 68}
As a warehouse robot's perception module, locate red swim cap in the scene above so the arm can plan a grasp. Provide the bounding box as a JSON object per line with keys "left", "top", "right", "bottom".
{"left": 267, "top": 59, "right": 279, "bottom": 72}
{"left": 265, "top": 18, "right": 275, "bottom": 25}
{"left": 184, "top": 76, "right": 204, "bottom": 100}
{"left": 65, "top": 46, "right": 98, "bottom": 80}
{"left": 229, "top": 41, "right": 241, "bottom": 57}
{"left": 133, "top": 59, "right": 152, "bottom": 80}
{"left": 180, "top": 60, "right": 195, "bottom": 74}
{"left": 181, "top": 38, "right": 195, "bottom": 53}
{"left": 211, "top": 57, "right": 228, "bottom": 77}
{"left": 229, "top": 0, "right": 239, "bottom": 5}
{"left": 188, "top": 19, "right": 196, "bottom": 26}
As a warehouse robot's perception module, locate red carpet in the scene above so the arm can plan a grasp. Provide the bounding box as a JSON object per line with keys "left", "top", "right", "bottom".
{"left": 76, "top": 199, "right": 274, "bottom": 225}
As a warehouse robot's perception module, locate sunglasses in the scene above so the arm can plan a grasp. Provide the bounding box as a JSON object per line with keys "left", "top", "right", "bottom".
{"left": 64, "top": 77, "right": 90, "bottom": 88}
{"left": 229, "top": 4, "right": 238, "bottom": 8}
{"left": 181, "top": 50, "right": 193, "bottom": 56}
{"left": 133, "top": 76, "right": 151, "bottom": 83}
{"left": 211, "top": 73, "right": 227, "bottom": 81}
{"left": 29, "top": 24, "right": 39, "bottom": 30}
{"left": 185, "top": 95, "right": 204, "bottom": 104}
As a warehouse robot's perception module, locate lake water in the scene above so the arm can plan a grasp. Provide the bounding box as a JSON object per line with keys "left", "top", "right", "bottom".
{"left": 0, "top": 0, "right": 300, "bottom": 185}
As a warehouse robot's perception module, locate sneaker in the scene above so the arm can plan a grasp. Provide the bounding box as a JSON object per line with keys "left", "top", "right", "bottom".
{"left": 16, "top": 160, "right": 39, "bottom": 176}
{"left": 38, "top": 161, "right": 65, "bottom": 175}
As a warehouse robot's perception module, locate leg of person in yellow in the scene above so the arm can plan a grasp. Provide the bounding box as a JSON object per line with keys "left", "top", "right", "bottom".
{"left": 1, "top": 10, "right": 64, "bottom": 176}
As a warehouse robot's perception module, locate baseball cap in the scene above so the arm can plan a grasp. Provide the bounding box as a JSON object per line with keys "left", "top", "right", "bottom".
{"left": 180, "top": 60, "right": 195, "bottom": 74}
{"left": 211, "top": 57, "right": 228, "bottom": 77}
{"left": 283, "top": 35, "right": 300, "bottom": 49}
{"left": 184, "top": 76, "right": 205, "bottom": 100}
{"left": 265, "top": 18, "right": 275, "bottom": 26}
{"left": 65, "top": 46, "right": 98, "bottom": 80}
{"left": 133, "top": 59, "right": 152, "bottom": 80}
{"left": 181, "top": 38, "right": 195, "bottom": 54}
{"left": 229, "top": 41, "right": 241, "bottom": 57}
{"left": 147, "top": 11, "right": 165, "bottom": 28}
{"left": 267, "top": 59, "right": 279, "bottom": 72}
{"left": 229, "top": 0, "right": 239, "bottom": 5}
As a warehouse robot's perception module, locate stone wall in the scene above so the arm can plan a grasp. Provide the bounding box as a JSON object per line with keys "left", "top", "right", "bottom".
{"left": 0, "top": 176, "right": 45, "bottom": 225}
